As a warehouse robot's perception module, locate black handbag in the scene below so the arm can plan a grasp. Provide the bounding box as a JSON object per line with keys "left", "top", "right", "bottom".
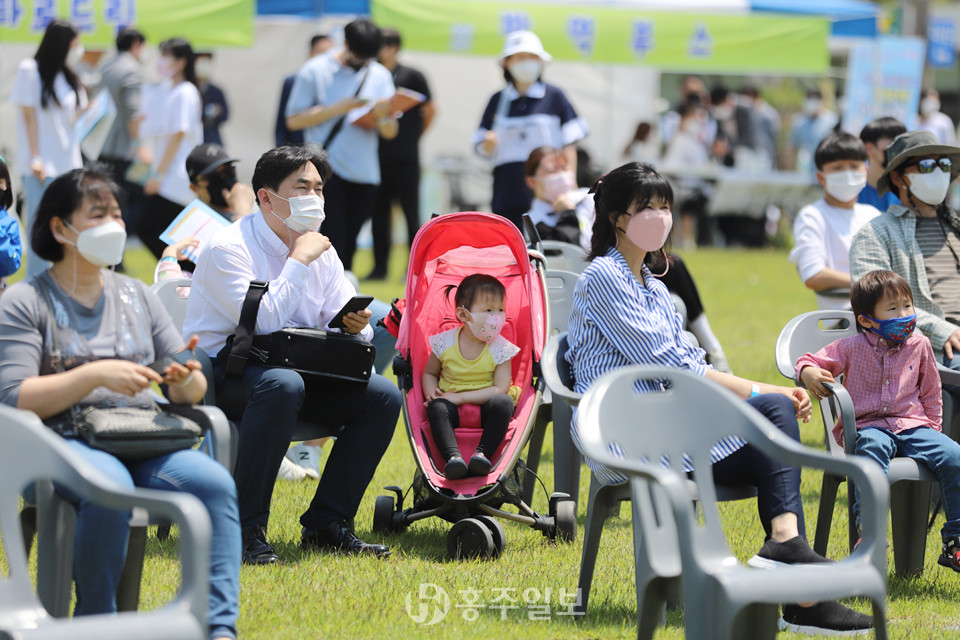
{"left": 36, "top": 277, "right": 206, "bottom": 460}
{"left": 219, "top": 281, "right": 375, "bottom": 383}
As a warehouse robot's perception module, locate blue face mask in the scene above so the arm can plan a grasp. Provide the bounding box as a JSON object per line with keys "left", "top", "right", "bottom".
{"left": 863, "top": 314, "right": 917, "bottom": 344}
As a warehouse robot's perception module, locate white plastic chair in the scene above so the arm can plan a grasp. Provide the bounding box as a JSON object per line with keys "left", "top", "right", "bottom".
{"left": 577, "top": 365, "right": 889, "bottom": 640}
{"left": 0, "top": 405, "right": 211, "bottom": 639}
{"left": 540, "top": 240, "right": 588, "bottom": 274}
{"left": 149, "top": 278, "right": 191, "bottom": 334}
{"left": 775, "top": 309, "right": 960, "bottom": 575}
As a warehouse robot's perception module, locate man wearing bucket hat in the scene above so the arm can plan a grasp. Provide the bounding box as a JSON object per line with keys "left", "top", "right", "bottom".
{"left": 473, "top": 30, "right": 589, "bottom": 229}
{"left": 850, "top": 130, "right": 960, "bottom": 368}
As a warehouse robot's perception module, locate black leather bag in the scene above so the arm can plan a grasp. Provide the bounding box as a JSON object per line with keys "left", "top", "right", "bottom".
{"left": 219, "top": 281, "right": 375, "bottom": 383}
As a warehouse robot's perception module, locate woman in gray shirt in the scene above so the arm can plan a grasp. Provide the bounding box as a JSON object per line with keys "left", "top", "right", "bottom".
{"left": 0, "top": 168, "right": 240, "bottom": 640}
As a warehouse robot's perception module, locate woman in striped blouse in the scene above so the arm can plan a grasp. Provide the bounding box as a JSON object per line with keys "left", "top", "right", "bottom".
{"left": 565, "top": 162, "right": 872, "bottom": 635}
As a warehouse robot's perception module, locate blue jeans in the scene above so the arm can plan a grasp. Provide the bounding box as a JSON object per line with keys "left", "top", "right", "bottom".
{"left": 60, "top": 440, "right": 240, "bottom": 640}
{"left": 367, "top": 297, "right": 397, "bottom": 374}
{"left": 853, "top": 426, "right": 960, "bottom": 542}
{"left": 21, "top": 174, "right": 53, "bottom": 278}
{"left": 213, "top": 364, "right": 401, "bottom": 530}
{"left": 712, "top": 394, "right": 806, "bottom": 540}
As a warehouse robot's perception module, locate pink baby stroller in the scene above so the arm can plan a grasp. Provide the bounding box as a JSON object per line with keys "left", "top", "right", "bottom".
{"left": 373, "top": 212, "right": 576, "bottom": 559}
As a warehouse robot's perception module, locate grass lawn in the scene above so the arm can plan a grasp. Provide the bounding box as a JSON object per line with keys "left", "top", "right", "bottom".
{"left": 6, "top": 244, "right": 960, "bottom": 639}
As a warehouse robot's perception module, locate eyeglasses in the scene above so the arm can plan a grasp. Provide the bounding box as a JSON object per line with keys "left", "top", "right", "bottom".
{"left": 905, "top": 157, "right": 953, "bottom": 174}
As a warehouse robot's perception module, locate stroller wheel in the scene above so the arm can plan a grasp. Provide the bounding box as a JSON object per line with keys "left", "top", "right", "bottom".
{"left": 473, "top": 515, "right": 506, "bottom": 557}
{"left": 551, "top": 499, "right": 577, "bottom": 543}
{"left": 447, "top": 518, "right": 496, "bottom": 560}
{"left": 373, "top": 495, "right": 395, "bottom": 534}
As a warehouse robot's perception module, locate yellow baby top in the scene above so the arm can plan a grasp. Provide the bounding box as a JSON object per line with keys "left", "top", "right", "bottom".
{"left": 429, "top": 327, "right": 522, "bottom": 404}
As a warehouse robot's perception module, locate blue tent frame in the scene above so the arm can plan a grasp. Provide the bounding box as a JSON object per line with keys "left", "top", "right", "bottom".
{"left": 257, "top": 0, "right": 879, "bottom": 38}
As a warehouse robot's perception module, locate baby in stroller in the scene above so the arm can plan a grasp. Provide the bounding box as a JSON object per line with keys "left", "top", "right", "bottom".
{"left": 422, "top": 274, "right": 521, "bottom": 479}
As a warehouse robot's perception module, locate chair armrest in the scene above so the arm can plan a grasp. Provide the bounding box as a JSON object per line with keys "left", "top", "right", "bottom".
{"left": 195, "top": 405, "right": 234, "bottom": 470}
{"left": 939, "top": 364, "right": 960, "bottom": 388}
{"left": 822, "top": 381, "right": 858, "bottom": 454}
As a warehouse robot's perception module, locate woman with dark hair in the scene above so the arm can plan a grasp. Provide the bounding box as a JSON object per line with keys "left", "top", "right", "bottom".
{"left": 141, "top": 37, "right": 203, "bottom": 259}
{"left": 0, "top": 168, "right": 240, "bottom": 640}
{"left": 473, "top": 30, "right": 588, "bottom": 229}
{"left": 9, "top": 18, "right": 87, "bottom": 278}
{"left": 564, "top": 161, "right": 872, "bottom": 635}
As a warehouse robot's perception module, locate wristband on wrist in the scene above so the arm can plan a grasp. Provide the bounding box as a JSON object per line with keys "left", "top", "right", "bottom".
{"left": 174, "top": 372, "right": 194, "bottom": 388}
{"left": 160, "top": 256, "right": 178, "bottom": 263}
{"left": 750, "top": 383, "right": 760, "bottom": 398}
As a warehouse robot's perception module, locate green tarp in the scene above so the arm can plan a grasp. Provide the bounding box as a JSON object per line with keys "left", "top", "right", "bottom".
{"left": 371, "top": 0, "right": 830, "bottom": 74}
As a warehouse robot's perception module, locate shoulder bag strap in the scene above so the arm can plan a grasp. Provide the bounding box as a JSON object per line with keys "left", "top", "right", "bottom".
{"left": 35, "top": 277, "right": 65, "bottom": 374}
{"left": 224, "top": 280, "right": 270, "bottom": 377}
{"left": 322, "top": 67, "right": 371, "bottom": 150}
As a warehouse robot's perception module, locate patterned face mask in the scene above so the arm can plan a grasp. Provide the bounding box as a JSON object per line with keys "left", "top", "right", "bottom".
{"left": 462, "top": 309, "right": 505, "bottom": 344}
{"left": 862, "top": 314, "right": 916, "bottom": 344}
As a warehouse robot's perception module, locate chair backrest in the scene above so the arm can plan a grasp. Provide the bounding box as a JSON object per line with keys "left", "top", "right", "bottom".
{"left": 542, "top": 332, "right": 581, "bottom": 407}
{"left": 0, "top": 404, "right": 209, "bottom": 633}
{"left": 540, "top": 240, "right": 588, "bottom": 274}
{"left": 576, "top": 365, "right": 798, "bottom": 559}
{"left": 775, "top": 310, "right": 858, "bottom": 454}
{"left": 544, "top": 269, "right": 579, "bottom": 336}
{"left": 774, "top": 310, "right": 857, "bottom": 380}
{"left": 149, "top": 278, "right": 192, "bottom": 334}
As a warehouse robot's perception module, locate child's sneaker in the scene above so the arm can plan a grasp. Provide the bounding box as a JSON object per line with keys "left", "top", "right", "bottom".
{"left": 468, "top": 451, "right": 492, "bottom": 476}
{"left": 938, "top": 537, "right": 960, "bottom": 572}
{"left": 444, "top": 456, "right": 467, "bottom": 480}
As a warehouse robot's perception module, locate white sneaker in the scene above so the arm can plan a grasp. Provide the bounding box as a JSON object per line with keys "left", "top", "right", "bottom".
{"left": 277, "top": 455, "right": 309, "bottom": 482}
{"left": 285, "top": 443, "right": 321, "bottom": 479}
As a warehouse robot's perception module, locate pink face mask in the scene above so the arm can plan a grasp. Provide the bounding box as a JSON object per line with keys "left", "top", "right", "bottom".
{"left": 539, "top": 171, "right": 577, "bottom": 202}
{"left": 463, "top": 310, "right": 505, "bottom": 344}
{"left": 624, "top": 208, "right": 672, "bottom": 252}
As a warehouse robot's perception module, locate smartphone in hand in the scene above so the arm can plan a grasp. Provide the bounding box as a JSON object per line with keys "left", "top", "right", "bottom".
{"left": 328, "top": 295, "right": 374, "bottom": 331}
{"left": 147, "top": 349, "right": 195, "bottom": 375}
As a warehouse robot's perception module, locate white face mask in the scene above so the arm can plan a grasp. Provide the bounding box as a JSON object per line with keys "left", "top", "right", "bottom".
{"left": 921, "top": 97, "right": 940, "bottom": 117}
{"left": 538, "top": 170, "right": 577, "bottom": 202}
{"left": 823, "top": 170, "right": 867, "bottom": 202}
{"left": 66, "top": 45, "right": 85, "bottom": 70}
{"left": 508, "top": 59, "right": 542, "bottom": 85}
{"left": 194, "top": 58, "right": 212, "bottom": 80}
{"left": 802, "top": 98, "right": 821, "bottom": 116}
{"left": 907, "top": 169, "right": 952, "bottom": 206}
{"left": 268, "top": 191, "right": 325, "bottom": 233}
{"left": 157, "top": 56, "right": 175, "bottom": 79}
{"left": 64, "top": 221, "right": 126, "bottom": 267}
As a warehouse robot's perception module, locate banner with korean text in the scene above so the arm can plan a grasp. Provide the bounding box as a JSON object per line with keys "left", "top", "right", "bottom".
{"left": 371, "top": 0, "right": 829, "bottom": 74}
{"left": 0, "top": 0, "right": 253, "bottom": 48}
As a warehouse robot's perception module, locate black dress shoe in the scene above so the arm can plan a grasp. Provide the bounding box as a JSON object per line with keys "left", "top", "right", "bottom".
{"left": 242, "top": 527, "right": 280, "bottom": 565}
{"left": 301, "top": 520, "right": 391, "bottom": 558}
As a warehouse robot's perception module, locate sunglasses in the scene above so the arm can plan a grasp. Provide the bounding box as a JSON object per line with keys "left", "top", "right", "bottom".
{"left": 905, "top": 157, "right": 953, "bottom": 174}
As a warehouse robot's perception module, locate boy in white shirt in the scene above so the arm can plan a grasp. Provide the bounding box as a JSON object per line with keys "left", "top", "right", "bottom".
{"left": 789, "top": 131, "right": 881, "bottom": 311}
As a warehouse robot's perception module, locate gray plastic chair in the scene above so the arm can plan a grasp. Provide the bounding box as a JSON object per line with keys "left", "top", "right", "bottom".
{"left": 541, "top": 333, "right": 757, "bottom": 621}
{"left": 577, "top": 365, "right": 889, "bottom": 640}
{"left": 149, "top": 278, "right": 192, "bottom": 334}
{"left": 540, "top": 240, "right": 588, "bottom": 274}
{"left": 775, "top": 309, "right": 960, "bottom": 576}
{"left": 0, "top": 404, "right": 211, "bottom": 639}
{"left": 523, "top": 271, "right": 581, "bottom": 506}
{"left": 28, "top": 404, "right": 232, "bottom": 617}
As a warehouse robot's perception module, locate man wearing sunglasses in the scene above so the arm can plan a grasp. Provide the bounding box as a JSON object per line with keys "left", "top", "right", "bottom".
{"left": 851, "top": 130, "right": 960, "bottom": 370}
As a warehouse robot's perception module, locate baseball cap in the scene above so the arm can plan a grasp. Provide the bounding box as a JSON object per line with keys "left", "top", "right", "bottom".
{"left": 186, "top": 143, "right": 238, "bottom": 183}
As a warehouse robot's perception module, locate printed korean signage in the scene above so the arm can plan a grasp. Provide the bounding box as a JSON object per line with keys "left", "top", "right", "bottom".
{"left": 0, "top": 0, "right": 253, "bottom": 47}
{"left": 372, "top": 0, "right": 829, "bottom": 74}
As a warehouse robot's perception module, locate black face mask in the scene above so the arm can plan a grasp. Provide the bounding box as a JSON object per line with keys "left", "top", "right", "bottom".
{"left": 206, "top": 168, "right": 237, "bottom": 209}
{"left": 345, "top": 53, "right": 369, "bottom": 72}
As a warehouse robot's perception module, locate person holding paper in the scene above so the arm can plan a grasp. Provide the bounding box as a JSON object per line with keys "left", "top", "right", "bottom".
{"left": 473, "top": 30, "right": 588, "bottom": 230}
{"left": 183, "top": 144, "right": 400, "bottom": 564}
{"left": 10, "top": 19, "right": 88, "bottom": 278}
{"left": 141, "top": 38, "right": 203, "bottom": 260}
{"left": 285, "top": 18, "right": 397, "bottom": 272}
{"left": 367, "top": 28, "right": 435, "bottom": 281}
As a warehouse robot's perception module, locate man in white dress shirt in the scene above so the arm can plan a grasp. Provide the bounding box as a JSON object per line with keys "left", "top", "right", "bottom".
{"left": 184, "top": 144, "right": 400, "bottom": 564}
